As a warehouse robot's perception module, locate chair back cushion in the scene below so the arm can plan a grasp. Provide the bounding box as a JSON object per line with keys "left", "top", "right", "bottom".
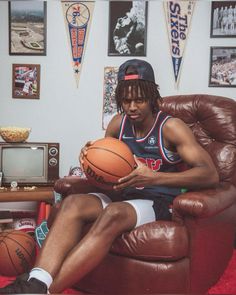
{"left": 160, "top": 94, "right": 236, "bottom": 184}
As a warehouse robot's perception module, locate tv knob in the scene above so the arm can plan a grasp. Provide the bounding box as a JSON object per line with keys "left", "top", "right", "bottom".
{"left": 49, "top": 147, "right": 58, "bottom": 156}
{"left": 49, "top": 158, "right": 57, "bottom": 166}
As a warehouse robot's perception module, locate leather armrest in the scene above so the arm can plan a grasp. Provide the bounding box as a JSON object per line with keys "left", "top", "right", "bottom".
{"left": 173, "top": 182, "right": 236, "bottom": 220}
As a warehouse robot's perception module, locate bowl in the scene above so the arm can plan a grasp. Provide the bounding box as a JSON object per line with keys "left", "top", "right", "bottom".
{"left": 0, "top": 127, "right": 31, "bottom": 143}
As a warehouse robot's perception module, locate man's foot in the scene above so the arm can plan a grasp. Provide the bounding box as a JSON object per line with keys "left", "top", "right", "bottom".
{"left": 0, "top": 274, "right": 47, "bottom": 294}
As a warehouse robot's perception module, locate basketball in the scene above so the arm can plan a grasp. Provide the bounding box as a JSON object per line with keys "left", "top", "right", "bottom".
{"left": 0, "top": 230, "right": 36, "bottom": 276}
{"left": 82, "top": 137, "right": 135, "bottom": 190}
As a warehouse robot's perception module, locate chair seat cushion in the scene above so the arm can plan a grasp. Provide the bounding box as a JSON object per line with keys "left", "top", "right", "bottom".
{"left": 111, "top": 221, "right": 188, "bottom": 261}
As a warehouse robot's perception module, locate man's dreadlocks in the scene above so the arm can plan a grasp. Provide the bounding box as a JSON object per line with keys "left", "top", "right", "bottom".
{"left": 115, "top": 79, "right": 162, "bottom": 114}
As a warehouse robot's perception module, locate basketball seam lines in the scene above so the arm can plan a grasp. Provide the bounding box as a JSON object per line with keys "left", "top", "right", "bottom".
{"left": 4, "top": 236, "right": 33, "bottom": 258}
{"left": 85, "top": 157, "right": 124, "bottom": 179}
{"left": 88, "top": 146, "right": 133, "bottom": 170}
{"left": 1, "top": 240, "right": 20, "bottom": 275}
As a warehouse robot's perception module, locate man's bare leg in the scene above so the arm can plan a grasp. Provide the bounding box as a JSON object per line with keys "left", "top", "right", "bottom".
{"left": 50, "top": 202, "right": 137, "bottom": 293}
{"left": 34, "top": 194, "right": 103, "bottom": 277}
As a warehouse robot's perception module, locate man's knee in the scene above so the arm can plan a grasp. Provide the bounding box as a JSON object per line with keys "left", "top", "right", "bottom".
{"left": 59, "top": 194, "right": 81, "bottom": 212}
{"left": 92, "top": 203, "right": 136, "bottom": 235}
{"left": 59, "top": 194, "right": 103, "bottom": 222}
{"left": 103, "top": 203, "right": 126, "bottom": 223}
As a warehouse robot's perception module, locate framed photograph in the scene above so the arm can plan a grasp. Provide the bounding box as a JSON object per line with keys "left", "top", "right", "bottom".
{"left": 209, "top": 47, "right": 236, "bottom": 87}
{"left": 9, "top": 1, "right": 47, "bottom": 55}
{"left": 108, "top": 1, "right": 148, "bottom": 56}
{"left": 12, "top": 64, "right": 41, "bottom": 99}
{"left": 210, "top": 1, "right": 236, "bottom": 37}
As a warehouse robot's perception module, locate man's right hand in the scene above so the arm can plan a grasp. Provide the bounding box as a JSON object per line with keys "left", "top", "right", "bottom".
{"left": 79, "top": 141, "right": 94, "bottom": 168}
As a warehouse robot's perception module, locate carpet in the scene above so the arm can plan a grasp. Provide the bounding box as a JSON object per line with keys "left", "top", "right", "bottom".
{"left": 0, "top": 250, "right": 236, "bottom": 294}
{"left": 208, "top": 249, "right": 236, "bottom": 294}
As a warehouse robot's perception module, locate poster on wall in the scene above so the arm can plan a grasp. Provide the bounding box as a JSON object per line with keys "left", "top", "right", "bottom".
{"left": 102, "top": 67, "right": 119, "bottom": 130}
{"left": 164, "top": 1, "right": 195, "bottom": 88}
{"left": 61, "top": 1, "right": 94, "bottom": 87}
{"left": 9, "top": 1, "right": 47, "bottom": 55}
{"left": 108, "top": 1, "right": 148, "bottom": 56}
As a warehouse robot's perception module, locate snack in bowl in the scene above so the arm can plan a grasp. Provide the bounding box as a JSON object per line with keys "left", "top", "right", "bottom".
{"left": 0, "top": 127, "right": 31, "bottom": 143}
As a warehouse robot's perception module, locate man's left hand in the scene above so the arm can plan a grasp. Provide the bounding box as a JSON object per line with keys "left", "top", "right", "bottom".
{"left": 113, "top": 156, "right": 156, "bottom": 190}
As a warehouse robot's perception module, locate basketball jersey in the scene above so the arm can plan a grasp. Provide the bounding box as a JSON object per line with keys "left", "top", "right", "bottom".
{"left": 118, "top": 111, "right": 183, "bottom": 202}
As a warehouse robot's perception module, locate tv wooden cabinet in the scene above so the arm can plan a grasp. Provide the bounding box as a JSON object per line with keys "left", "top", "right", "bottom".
{"left": 0, "top": 187, "right": 54, "bottom": 202}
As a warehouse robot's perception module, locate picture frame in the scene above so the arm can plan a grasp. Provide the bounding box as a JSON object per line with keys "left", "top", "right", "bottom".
{"left": 108, "top": 1, "right": 148, "bottom": 56}
{"left": 209, "top": 47, "right": 236, "bottom": 87}
{"left": 12, "top": 64, "right": 41, "bottom": 99}
{"left": 210, "top": 1, "right": 236, "bottom": 38}
{"left": 102, "top": 66, "right": 119, "bottom": 130}
{"left": 9, "top": 1, "right": 47, "bottom": 55}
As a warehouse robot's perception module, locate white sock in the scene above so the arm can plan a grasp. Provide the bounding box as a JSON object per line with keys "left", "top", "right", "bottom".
{"left": 28, "top": 267, "right": 53, "bottom": 289}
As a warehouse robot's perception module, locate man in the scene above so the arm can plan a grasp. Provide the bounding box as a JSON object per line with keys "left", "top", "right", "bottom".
{"left": 113, "top": 8, "right": 145, "bottom": 55}
{"left": 0, "top": 59, "right": 219, "bottom": 294}
{"left": 22, "top": 76, "right": 32, "bottom": 96}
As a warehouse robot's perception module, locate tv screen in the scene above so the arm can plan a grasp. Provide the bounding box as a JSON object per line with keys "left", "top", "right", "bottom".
{"left": 2, "top": 146, "right": 45, "bottom": 179}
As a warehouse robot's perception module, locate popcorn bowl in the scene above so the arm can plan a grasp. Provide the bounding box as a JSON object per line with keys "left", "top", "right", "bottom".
{"left": 0, "top": 127, "right": 31, "bottom": 143}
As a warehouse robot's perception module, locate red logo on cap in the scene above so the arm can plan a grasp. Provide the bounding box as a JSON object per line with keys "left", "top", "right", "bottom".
{"left": 124, "top": 74, "right": 140, "bottom": 80}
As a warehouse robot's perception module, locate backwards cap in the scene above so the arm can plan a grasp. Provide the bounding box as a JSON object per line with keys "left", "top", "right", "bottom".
{"left": 117, "top": 59, "right": 156, "bottom": 83}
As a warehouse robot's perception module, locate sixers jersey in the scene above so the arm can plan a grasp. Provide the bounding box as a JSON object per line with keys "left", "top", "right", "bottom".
{"left": 118, "top": 111, "right": 183, "bottom": 201}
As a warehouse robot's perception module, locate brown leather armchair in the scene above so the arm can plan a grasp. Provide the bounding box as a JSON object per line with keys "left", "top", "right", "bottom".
{"left": 54, "top": 94, "right": 236, "bottom": 294}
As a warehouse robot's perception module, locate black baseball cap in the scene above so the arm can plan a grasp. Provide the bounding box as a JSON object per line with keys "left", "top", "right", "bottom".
{"left": 117, "top": 59, "right": 156, "bottom": 83}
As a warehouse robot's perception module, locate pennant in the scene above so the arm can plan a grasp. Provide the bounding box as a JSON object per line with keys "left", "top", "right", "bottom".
{"left": 164, "top": 1, "right": 195, "bottom": 88}
{"left": 102, "top": 67, "right": 119, "bottom": 130}
{"left": 61, "top": 1, "right": 95, "bottom": 87}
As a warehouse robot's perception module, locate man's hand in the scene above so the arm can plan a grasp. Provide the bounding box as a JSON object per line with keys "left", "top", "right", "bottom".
{"left": 113, "top": 157, "right": 156, "bottom": 191}
{"left": 79, "top": 141, "right": 94, "bottom": 169}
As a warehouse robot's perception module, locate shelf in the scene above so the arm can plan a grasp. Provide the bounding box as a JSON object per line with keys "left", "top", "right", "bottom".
{"left": 0, "top": 187, "right": 54, "bottom": 202}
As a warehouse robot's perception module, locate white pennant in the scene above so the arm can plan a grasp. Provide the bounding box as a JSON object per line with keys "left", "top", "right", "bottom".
{"left": 61, "top": 1, "right": 95, "bottom": 87}
{"left": 164, "top": 1, "right": 195, "bottom": 88}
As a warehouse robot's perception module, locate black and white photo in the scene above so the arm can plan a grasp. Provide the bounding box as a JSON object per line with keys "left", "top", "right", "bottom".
{"left": 209, "top": 47, "right": 236, "bottom": 87}
{"left": 210, "top": 1, "right": 236, "bottom": 37}
{"left": 108, "top": 1, "right": 148, "bottom": 56}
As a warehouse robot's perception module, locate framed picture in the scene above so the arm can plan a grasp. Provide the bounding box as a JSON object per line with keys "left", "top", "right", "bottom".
{"left": 209, "top": 47, "right": 236, "bottom": 87}
{"left": 108, "top": 1, "right": 148, "bottom": 56}
{"left": 102, "top": 67, "right": 119, "bottom": 130}
{"left": 210, "top": 1, "right": 236, "bottom": 37}
{"left": 9, "top": 1, "right": 47, "bottom": 55}
{"left": 12, "top": 64, "right": 41, "bottom": 99}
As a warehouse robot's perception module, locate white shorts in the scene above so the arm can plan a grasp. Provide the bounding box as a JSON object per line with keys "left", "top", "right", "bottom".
{"left": 89, "top": 193, "right": 156, "bottom": 228}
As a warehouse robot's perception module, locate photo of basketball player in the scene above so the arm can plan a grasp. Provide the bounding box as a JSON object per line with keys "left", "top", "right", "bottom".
{"left": 209, "top": 47, "right": 236, "bottom": 87}
{"left": 108, "top": 1, "right": 148, "bottom": 56}
{"left": 210, "top": 1, "right": 236, "bottom": 37}
{"left": 12, "top": 64, "right": 41, "bottom": 99}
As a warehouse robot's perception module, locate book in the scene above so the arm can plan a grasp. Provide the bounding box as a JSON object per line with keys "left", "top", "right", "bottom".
{"left": 0, "top": 211, "right": 14, "bottom": 223}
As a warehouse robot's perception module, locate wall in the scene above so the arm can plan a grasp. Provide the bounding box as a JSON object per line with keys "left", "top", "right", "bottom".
{"left": 0, "top": 0, "right": 235, "bottom": 178}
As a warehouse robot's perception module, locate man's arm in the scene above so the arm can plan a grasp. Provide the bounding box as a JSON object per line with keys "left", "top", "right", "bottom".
{"left": 115, "top": 118, "right": 219, "bottom": 190}
{"left": 105, "top": 114, "right": 122, "bottom": 138}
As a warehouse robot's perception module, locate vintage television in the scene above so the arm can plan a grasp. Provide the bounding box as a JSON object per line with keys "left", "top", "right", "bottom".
{"left": 0, "top": 142, "right": 59, "bottom": 187}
